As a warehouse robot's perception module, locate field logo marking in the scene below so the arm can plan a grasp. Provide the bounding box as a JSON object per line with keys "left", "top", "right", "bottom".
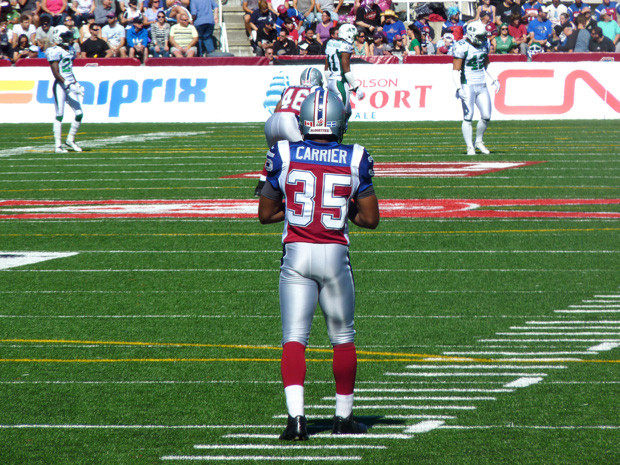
{"left": 225, "top": 161, "right": 543, "bottom": 179}
{"left": 0, "top": 252, "right": 78, "bottom": 270}
{"left": 1, "top": 199, "right": 619, "bottom": 219}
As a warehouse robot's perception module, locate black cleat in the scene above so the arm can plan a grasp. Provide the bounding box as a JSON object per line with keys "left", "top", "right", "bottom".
{"left": 279, "top": 415, "right": 308, "bottom": 441}
{"left": 254, "top": 180, "right": 265, "bottom": 197}
{"left": 332, "top": 414, "right": 368, "bottom": 435}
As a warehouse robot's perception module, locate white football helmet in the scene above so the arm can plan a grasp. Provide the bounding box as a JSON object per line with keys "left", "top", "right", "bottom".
{"left": 466, "top": 21, "right": 486, "bottom": 46}
{"left": 52, "top": 25, "right": 75, "bottom": 47}
{"left": 338, "top": 23, "right": 358, "bottom": 44}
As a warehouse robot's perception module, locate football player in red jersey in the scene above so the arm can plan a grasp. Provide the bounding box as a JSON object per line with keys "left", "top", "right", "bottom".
{"left": 255, "top": 67, "right": 324, "bottom": 197}
{"left": 258, "top": 89, "right": 379, "bottom": 441}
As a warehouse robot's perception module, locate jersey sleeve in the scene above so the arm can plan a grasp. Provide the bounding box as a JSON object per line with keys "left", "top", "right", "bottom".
{"left": 45, "top": 46, "right": 61, "bottom": 62}
{"left": 265, "top": 145, "right": 284, "bottom": 192}
{"left": 356, "top": 145, "right": 375, "bottom": 196}
{"left": 452, "top": 40, "right": 466, "bottom": 59}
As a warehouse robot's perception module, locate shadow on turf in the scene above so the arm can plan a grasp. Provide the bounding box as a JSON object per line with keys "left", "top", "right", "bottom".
{"left": 305, "top": 416, "right": 405, "bottom": 435}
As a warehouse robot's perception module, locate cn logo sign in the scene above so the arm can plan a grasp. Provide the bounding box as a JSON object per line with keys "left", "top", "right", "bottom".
{"left": 495, "top": 69, "right": 620, "bottom": 115}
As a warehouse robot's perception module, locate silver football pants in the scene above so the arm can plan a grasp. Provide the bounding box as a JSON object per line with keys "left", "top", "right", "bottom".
{"left": 460, "top": 83, "right": 492, "bottom": 122}
{"left": 264, "top": 112, "right": 303, "bottom": 149}
{"left": 280, "top": 242, "right": 356, "bottom": 347}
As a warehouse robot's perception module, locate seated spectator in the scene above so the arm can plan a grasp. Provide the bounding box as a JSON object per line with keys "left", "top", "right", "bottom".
{"left": 436, "top": 31, "right": 455, "bottom": 55}
{"left": 314, "top": 0, "right": 343, "bottom": 22}
{"left": 495, "top": 0, "right": 520, "bottom": 28}
{"left": 80, "top": 22, "right": 112, "bottom": 56}
{"left": 527, "top": 6, "right": 553, "bottom": 50}
{"left": 320, "top": 24, "right": 337, "bottom": 52}
{"left": 120, "top": 0, "right": 143, "bottom": 14}
{"left": 94, "top": 0, "right": 115, "bottom": 26}
{"left": 143, "top": 0, "right": 162, "bottom": 27}
{"left": 275, "top": 2, "right": 303, "bottom": 33}
{"left": 406, "top": 23, "right": 422, "bottom": 55}
{"left": 420, "top": 29, "right": 435, "bottom": 54}
{"left": 242, "top": 0, "right": 259, "bottom": 38}
{"left": 121, "top": 0, "right": 143, "bottom": 27}
{"left": 14, "top": 0, "right": 40, "bottom": 28}
{"left": 595, "top": 0, "right": 618, "bottom": 22}
{"left": 554, "top": 12, "right": 574, "bottom": 39}
{"left": 79, "top": 13, "right": 96, "bottom": 42}
{"left": 546, "top": 0, "right": 568, "bottom": 26}
{"left": 34, "top": 15, "right": 53, "bottom": 51}
{"left": 295, "top": 0, "right": 316, "bottom": 33}
{"left": 149, "top": 8, "right": 170, "bottom": 56}
{"left": 254, "top": 15, "right": 276, "bottom": 55}
{"left": 0, "top": 20, "right": 13, "bottom": 61}
{"left": 250, "top": 0, "right": 277, "bottom": 34}
{"left": 493, "top": 22, "right": 517, "bottom": 53}
{"left": 355, "top": 0, "right": 383, "bottom": 40}
{"left": 413, "top": 8, "right": 434, "bottom": 42}
{"left": 568, "top": 0, "right": 590, "bottom": 21}
{"left": 298, "top": 27, "right": 321, "bottom": 54}
{"left": 597, "top": 10, "right": 620, "bottom": 51}
{"left": 169, "top": 12, "right": 197, "bottom": 56}
{"left": 480, "top": 11, "right": 498, "bottom": 39}
{"left": 273, "top": 27, "right": 296, "bottom": 54}
{"left": 381, "top": 9, "right": 405, "bottom": 43}
{"left": 127, "top": 16, "right": 148, "bottom": 61}
{"left": 163, "top": 0, "right": 191, "bottom": 24}
{"left": 282, "top": 17, "right": 299, "bottom": 44}
{"left": 352, "top": 28, "right": 369, "bottom": 55}
{"left": 40, "top": 0, "right": 67, "bottom": 27}
{"left": 589, "top": 25, "right": 615, "bottom": 51}
{"left": 508, "top": 13, "right": 529, "bottom": 54}
{"left": 442, "top": 6, "right": 465, "bottom": 36}
{"left": 12, "top": 33, "right": 31, "bottom": 61}
{"left": 71, "top": 0, "right": 95, "bottom": 28}
{"left": 102, "top": 11, "right": 128, "bottom": 56}
{"left": 370, "top": 30, "right": 386, "bottom": 55}
{"left": 264, "top": 45, "right": 274, "bottom": 62}
{"left": 474, "top": 0, "right": 496, "bottom": 23}
{"left": 64, "top": 15, "right": 81, "bottom": 53}
{"left": 315, "top": 10, "right": 336, "bottom": 43}
{"left": 11, "top": 14, "right": 36, "bottom": 48}
{"left": 582, "top": 7, "right": 597, "bottom": 33}
{"left": 568, "top": 13, "right": 591, "bottom": 51}
{"left": 521, "top": 0, "right": 542, "bottom": 23}
{"left": 391, "top": 34, "right": 406, "bottom": 60}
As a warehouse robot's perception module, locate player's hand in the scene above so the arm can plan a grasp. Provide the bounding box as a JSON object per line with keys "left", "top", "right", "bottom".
{"left": 68, "top": 83, "right": 84, "bottom": 97}
{"left": 355, "top": 88, "right": 365, "bottom": 100}
{"left": 492, "top": 79, "right": 500, "bottom": 93}
{"left": 456, "top": 89, "right": 465, "bottom": 100}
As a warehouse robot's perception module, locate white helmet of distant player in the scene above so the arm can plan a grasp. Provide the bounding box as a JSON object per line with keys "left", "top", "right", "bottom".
{"left": 299, "top": 67, "right": 323, "bottom": 87}
{"left": 298, "top": 89, "right": 347, "bottom": 143}
{"left": 52, "top": 25, "right": 75, "bottom": 47}
{"left": 338, "top": 23, "right": 358, "bottom": 44}
{"left": 466, "top": 21, "right": 487, "bottom": 46}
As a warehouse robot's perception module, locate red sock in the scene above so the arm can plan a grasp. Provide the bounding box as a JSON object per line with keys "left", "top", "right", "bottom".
{"left": 333, "top": 343, "right": 357, "bottom": 395}
{"left": 281, "top": 341, "right": 306, "bottom": 388}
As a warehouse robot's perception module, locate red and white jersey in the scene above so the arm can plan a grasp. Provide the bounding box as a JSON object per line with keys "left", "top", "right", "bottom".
{"left": 276, "top": 85, "right": 320, "bottom": 115}
{"left": 265, "top": 139, "right": 375, "bottom": 246}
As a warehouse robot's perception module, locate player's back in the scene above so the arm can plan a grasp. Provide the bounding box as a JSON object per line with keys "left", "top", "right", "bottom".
{"left": 276, "top": 85, "right": 319, "bottom": 116}
{"left": 267, "top": 138, "right": 374, "bottom": 245}
{"left": 325, "top": 38, "right": 353, "bottom": 80}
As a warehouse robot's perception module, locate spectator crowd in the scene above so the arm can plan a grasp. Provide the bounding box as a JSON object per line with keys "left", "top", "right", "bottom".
{"left": 0, "top": 0, "right": 219, "bottom": 62}
{"left": 243, "top": 0, "right": 620, "bottom": 59}
{"left": 2, "top": 0, "right": 620, "bottom": 63}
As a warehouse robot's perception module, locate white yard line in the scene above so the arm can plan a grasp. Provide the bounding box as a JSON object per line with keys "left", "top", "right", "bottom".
{"left": 161, "top": 455, "right": 362, "bottom": 461}
{"left": 306, "top": 405, "right": 477, "bottom": 411}
{"left": 0, "top": 132, "right": 210, "bottom": 158}
{"left": 339, "top": 396, "right": 496, "bottom": 402}
{"left": 405, "top": 364, "right": 566, "bottom": 369}
{"left": 193, "top": 445, "right": 387, "bottom": 450}
{"left": 384, "top": 372, "right": 548, "bottom": 377}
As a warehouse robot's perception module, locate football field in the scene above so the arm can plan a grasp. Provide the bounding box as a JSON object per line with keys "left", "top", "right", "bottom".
{"left": 1, "top": 120, "right": 620, "bottom": 464}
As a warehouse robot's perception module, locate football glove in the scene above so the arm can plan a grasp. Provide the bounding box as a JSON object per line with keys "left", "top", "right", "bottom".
{"left": 68, "top": 83, "right": 84, "bottom": 97}
{"left": 455, "top": 88, "right": 465, "bottom": 100}
{"left": 354, "top": 88, "right": 365, "bottom": 100}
